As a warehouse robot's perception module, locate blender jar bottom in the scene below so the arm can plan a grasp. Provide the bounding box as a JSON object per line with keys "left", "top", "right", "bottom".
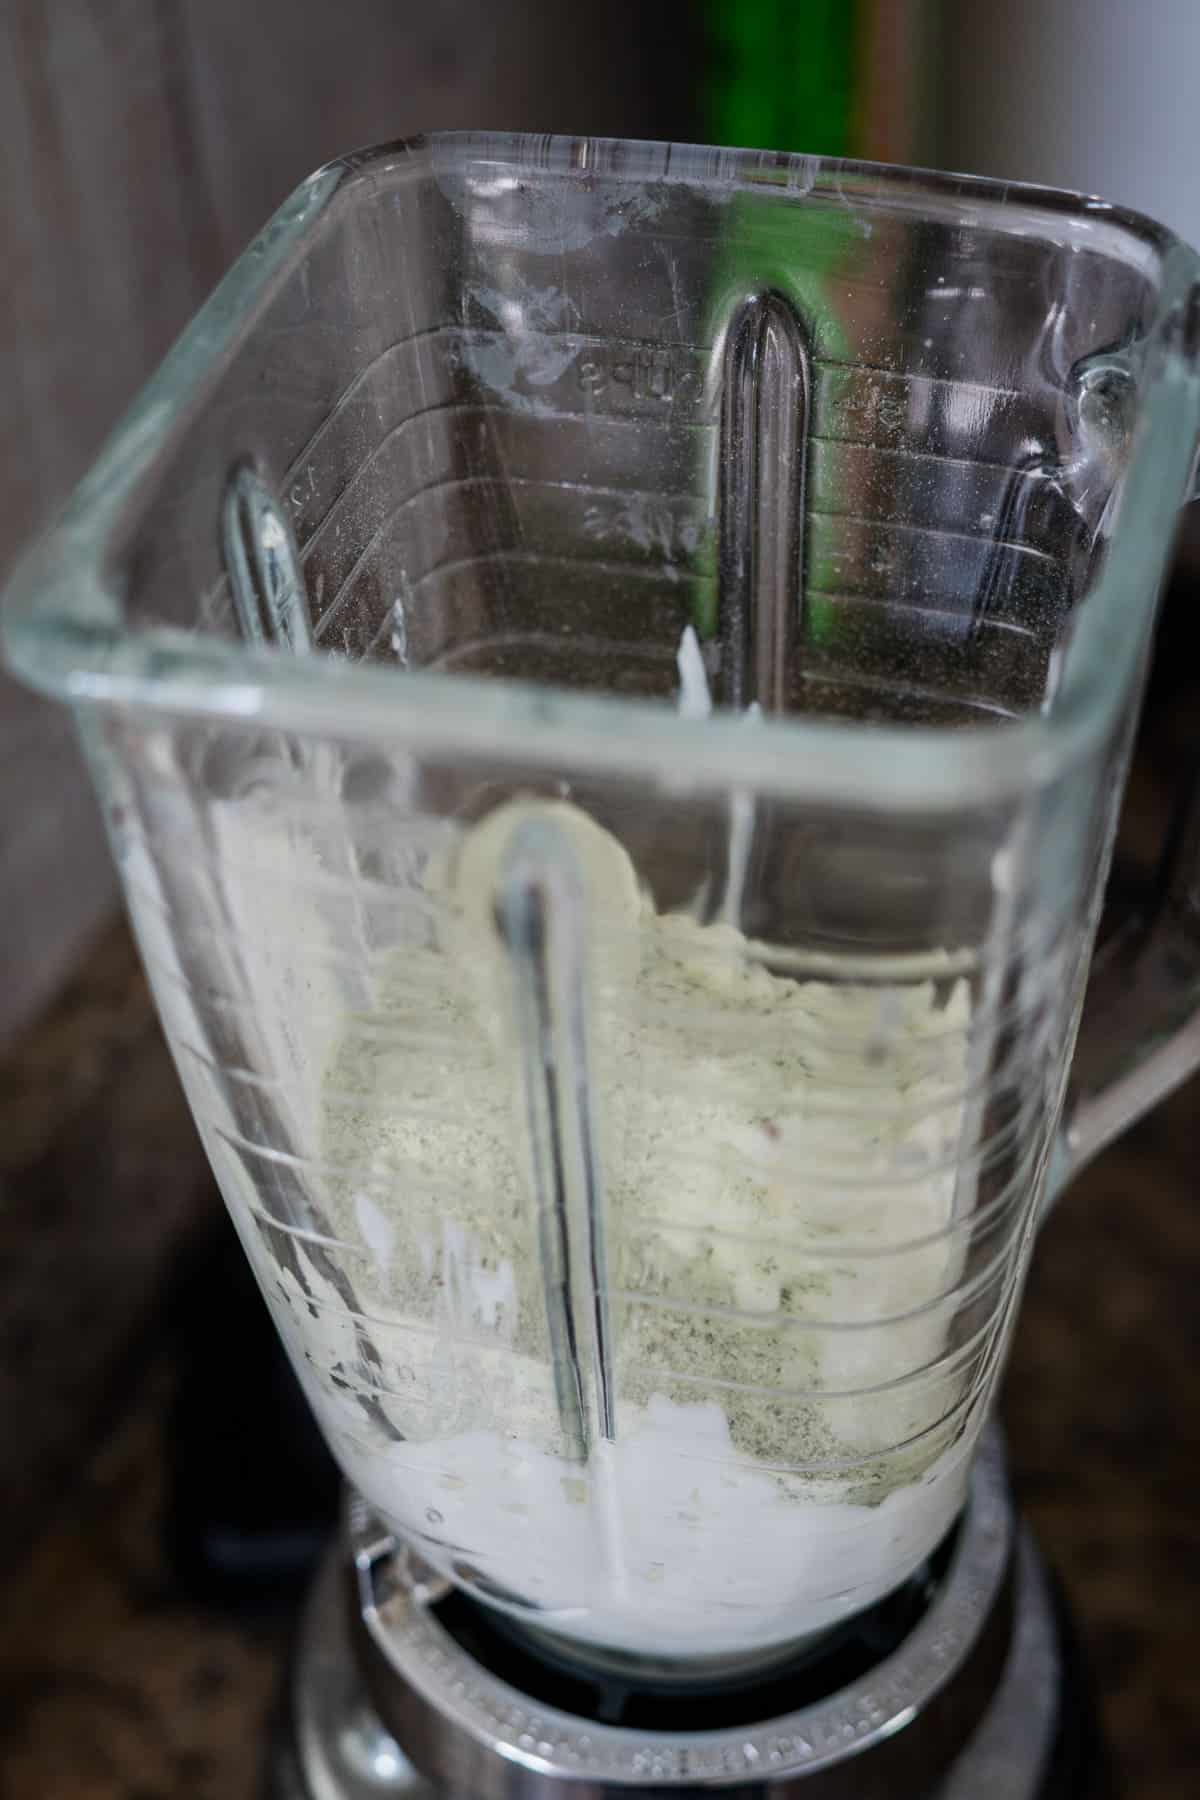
{"left": 319, "top": 1401, "right": 979, "bottom": 1666}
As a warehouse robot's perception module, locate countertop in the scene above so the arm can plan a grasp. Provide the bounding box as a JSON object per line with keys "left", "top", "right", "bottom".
{"left": 0, "top": 669, "right": 1196, "bottom": 1799}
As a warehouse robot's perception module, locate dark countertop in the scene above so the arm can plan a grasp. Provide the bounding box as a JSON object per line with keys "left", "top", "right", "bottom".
{"left": 1, "top": 649, "right": 1197, "bottom": 1798}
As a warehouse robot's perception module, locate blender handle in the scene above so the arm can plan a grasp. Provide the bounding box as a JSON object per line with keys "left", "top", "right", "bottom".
{"left": 1051, "top": 752, "right": 1200, "bottom": 1194}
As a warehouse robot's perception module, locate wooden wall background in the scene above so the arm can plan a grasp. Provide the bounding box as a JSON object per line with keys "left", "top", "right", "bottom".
{"left": 0, "top": 0, "right": 682, "bottom": 1044}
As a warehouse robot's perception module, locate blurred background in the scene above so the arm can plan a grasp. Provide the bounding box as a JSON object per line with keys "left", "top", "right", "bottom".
{"left": 0, "top": 3, "right": 1196, "bottom": 1796}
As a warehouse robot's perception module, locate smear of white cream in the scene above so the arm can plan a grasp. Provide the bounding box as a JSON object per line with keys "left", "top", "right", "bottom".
{"left": 675, "top": 623, "right": 712, "bottom": 718}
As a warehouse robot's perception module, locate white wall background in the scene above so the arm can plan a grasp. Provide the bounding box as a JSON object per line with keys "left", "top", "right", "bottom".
{"left": 940, "top": 0, "right": 1200, "bottom": 250}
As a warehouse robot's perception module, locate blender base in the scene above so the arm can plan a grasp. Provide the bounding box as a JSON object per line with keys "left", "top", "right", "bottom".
{"left": 268, "top": 1440, "right": 1106, "bottom": 1800}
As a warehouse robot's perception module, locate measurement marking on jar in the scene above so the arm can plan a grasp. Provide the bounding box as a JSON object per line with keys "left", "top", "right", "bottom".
{"left": 288, "top": 464, "right": 319, "bottom": 514}
{"left": 576, "top": 347, "right": 714, "bottom": 413}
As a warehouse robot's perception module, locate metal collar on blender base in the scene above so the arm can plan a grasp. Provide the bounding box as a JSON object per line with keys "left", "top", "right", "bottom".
{"left": 275, "top": 1432, "right": 1059, "bottom": 1800}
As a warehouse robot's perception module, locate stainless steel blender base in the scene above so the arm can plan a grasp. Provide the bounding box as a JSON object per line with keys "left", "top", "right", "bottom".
{"left": 268, "top": 1437, "right": 1090, "bottom": 1799}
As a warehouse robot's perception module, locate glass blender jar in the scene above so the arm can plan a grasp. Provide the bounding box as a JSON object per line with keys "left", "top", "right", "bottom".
{"left": 6, "top": 134, "right": 1200, "bottom": 1700}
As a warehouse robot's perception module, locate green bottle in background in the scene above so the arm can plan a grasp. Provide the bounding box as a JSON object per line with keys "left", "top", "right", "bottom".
{"left": 700, "top": 0, "right": 939, "bottom": 165}
{"left": 703, "top": 0, "right": 858, "bottom": 158}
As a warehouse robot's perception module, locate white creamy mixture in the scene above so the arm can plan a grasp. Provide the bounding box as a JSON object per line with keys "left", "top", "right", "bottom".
{"left": 203, "top": 795, "right": 988, "bottom": 1662}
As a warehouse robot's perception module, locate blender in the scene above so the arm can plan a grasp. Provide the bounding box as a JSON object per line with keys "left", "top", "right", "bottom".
{"left": 6, "top": 133, "right": 1200, "bottom": 1798}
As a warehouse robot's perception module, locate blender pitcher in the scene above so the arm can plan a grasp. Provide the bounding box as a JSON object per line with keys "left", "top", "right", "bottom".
{"left": 6, "top": 134, "right": 1200, "bottom": 1674}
